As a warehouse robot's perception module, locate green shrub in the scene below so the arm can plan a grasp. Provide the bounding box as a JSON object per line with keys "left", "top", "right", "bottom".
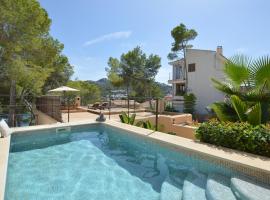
{"left": 136, "top": 120, "right": 163, "bottom": 131}
{"left": 119, "top": 112, "right": 136, "bottom": 125}
{"left": 183, "top": 93, "right": 196, "bottom": 115}
{"left": 195, "top": 120, "right": 270, "bottom": 157}
{"left": 165, "top": 102, "right": 176, "bottom": 112}
{"left": 136, "top": 120, "right": 154, "bottom": 130}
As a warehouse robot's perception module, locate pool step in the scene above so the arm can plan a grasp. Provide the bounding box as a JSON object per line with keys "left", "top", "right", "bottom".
{"left": 182, "top": 171, "right": 207, "bottom": 200}
{"left": 206, "top": 173, "right": 236, "bottom": 200}
{"left": 231, "top": 176, "right": 270, "bottom": 200}
{"left": 160, "top": 177, "right": 183, "bottom": 200}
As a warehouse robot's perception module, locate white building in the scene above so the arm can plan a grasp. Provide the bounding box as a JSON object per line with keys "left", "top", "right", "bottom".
{"left": 168, "top": 46, "right": 226, "bottom": 114}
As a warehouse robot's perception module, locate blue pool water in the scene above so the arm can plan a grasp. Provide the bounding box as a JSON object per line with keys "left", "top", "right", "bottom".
{"left": 5, "top": 124, "right": 270, "bottom": 200}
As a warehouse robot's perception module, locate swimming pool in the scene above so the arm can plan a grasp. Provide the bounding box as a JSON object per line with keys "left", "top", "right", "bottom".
{"left": 4, "top": 123, "right": 270, "bottom": 200}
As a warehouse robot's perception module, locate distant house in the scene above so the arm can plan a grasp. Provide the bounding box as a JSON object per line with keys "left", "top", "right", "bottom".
{"left": 168, "top": 46, "right": 227, "bottom": 114}
{"left": 109, "top": 90, "right": 127, "bottom": 99}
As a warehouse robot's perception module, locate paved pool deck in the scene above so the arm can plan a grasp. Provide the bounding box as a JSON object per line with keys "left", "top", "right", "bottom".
{"left": 62, "top": 111, "right": 155, "bottom": 123}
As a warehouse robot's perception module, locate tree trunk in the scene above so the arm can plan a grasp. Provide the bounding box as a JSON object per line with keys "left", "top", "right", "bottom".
{"left": 8, "top": 80, "right": 16, "bottom": 127}
{"left": 183, "top": 47, "right": 188, "bottom": 92}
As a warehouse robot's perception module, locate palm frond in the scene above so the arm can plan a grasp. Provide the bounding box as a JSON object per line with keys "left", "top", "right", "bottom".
{"left": 129, "top": 114, "right": 136, "bottom": 125}
{"left": 145, "top": 120, "right": 154, "bottom": 130}
{"left": 242, "top": 87, "right": 265, "bottom": 101}
{"left": 246, "top": 103, "right": 261, "bottom": 126}
{"left": 230, "top": 95, "right": 247, "bottom": 122}
{"left": 119, "top": 112, "right": 129, "bottom": 124}
{"left": 211, "top": 78, "right": 239, "bottom": 95}
{"left": 211, "top": 102, "right": 237, "bottom": 122}
{"left": 261, "top": 102, "right": 270, "bottom": 123}
{"left": 251, "top": 55, "right": 270, "bottom": 89}
{"left": 224, "top": 54, "right": 251, "bottom": 86}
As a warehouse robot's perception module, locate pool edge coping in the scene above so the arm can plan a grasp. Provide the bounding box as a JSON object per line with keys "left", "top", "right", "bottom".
{"left": 0, "top": 136, "right": 10, "bottom": 200}
{"left": 1, "top": 119, "right": 270, "bottom": 199}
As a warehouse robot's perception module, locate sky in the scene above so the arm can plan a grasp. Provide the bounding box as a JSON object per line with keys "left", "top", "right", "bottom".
{"left": 39, "top": 0, "right": 270, "bottom": 83}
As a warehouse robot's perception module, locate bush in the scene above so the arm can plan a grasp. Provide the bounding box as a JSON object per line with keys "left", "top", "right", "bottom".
{"left": 119, "top": 112, "right": 136, "bottom": 125}
{"left": 195, "top": 120, "right": 270, "bottom": 157}
{"left": 165, "top": 102, "right": 177, "bottom": 112}
{"left": 183, "top": 93, "right": 196, "bottom": 115}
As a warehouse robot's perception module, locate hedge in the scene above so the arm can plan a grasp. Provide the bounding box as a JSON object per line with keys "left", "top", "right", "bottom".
{"left": 195, "top": 120, "right": 270, "bottom": 157}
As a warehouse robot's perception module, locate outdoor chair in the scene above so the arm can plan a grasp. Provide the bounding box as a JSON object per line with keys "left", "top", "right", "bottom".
{"left": 99, "top": 102, "right": 109, "bottom": 110}
{"left": 88, "top": 103, "right": 100, "bottom": 110}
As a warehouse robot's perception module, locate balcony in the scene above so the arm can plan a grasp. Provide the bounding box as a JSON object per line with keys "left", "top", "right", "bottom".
{"left": 168, "top": 79, "right": 186, "bottom": 84}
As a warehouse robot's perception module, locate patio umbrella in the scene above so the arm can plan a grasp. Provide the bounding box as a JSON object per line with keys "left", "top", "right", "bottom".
{"left": 48, "top": 86, "right": 80, "bottom": 122}
{"left": 48, "top": 86, "right": 79, "bottom": 93}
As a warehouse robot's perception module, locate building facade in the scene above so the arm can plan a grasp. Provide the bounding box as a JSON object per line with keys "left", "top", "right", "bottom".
{"left": 168, "top": 46, "right": 226, "bottom": 114}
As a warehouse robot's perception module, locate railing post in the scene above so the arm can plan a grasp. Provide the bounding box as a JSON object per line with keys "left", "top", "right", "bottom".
{"left": 67, "top": 98, "right": 70, "bottom": 122}
{"left": 155, "top": 98, "right": 158, "bottom": 131}
{"left": 13, "top": 113, "right": 15, "bottom": 127}
{"left": 127, "top": 95, "right": 129, "bottom": 118}
{"left": 133, "top": 98, "right": 136, "bottom": 114}
{"left": 109, "top": 97, "right": 111, "bottom": 120}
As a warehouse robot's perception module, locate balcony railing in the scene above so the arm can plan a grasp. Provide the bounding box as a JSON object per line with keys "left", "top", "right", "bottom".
{"left": 175, "top": 90, "right": 186, "bottom": 96}
{"left": 168, "top": 79, "right": 186, "bottom": 84}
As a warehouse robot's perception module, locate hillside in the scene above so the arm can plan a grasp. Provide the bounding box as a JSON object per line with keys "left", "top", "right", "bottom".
{"left": 87, "top": 78, "right": 172, "bottom": 97}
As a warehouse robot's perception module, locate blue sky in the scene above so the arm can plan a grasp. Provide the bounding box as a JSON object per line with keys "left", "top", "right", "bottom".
{"left": 39, "top": 0, "right": 270, "bottom": 83}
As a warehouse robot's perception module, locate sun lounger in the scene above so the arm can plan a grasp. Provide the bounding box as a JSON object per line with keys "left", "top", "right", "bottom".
{"left": 88, "top": 103, "right": 100, "bottom": 110}
{"left": 99, "top": 102, "right": 109, "bottom": 110}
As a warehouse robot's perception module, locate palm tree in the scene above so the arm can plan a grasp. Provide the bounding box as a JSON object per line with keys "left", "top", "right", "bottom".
{"left": 211, "top": 54, "right": 270, "bottom": 124}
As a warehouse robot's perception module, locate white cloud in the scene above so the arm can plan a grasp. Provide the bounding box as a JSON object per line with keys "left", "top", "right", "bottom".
{"left": 84, "top": 31, "right": 132, "bottom": 46}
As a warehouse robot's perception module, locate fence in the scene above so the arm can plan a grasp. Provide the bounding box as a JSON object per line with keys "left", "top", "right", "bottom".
{"left": 84, "top": 95, "right": 198, "bottom": 131}
{"left": 0, "top": 94, "right": 38, "bottom": 127}
{"left": 0, "top": 94, "right": 71, "bottom": 127}
{"left": 0, "top": 92, "right": 197, "bottom": 128}
{"left": 36, "top": 96, "right": 62, "bottom": 122}
{"left": 86, "top": 96, "right": 166, "bottom": 131}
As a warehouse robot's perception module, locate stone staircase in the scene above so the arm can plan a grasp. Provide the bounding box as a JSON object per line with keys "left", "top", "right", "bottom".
{"left": 159, "top": 171, "right": 270, "bottom": 200}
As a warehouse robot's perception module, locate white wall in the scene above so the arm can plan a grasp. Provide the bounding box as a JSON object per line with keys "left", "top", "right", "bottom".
{"left": 186, "top": 49, "right": 225, "bottom": 114}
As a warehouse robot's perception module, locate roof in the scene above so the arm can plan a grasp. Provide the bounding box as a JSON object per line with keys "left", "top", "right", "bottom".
{"left": 186, "top": 48, "right": 228, "bottom": 61}
{"left": 168, "top": 58, "right": 184, "bottom": 66}
{"left": 168, "top": 47, "right": 228, "bottom": 65}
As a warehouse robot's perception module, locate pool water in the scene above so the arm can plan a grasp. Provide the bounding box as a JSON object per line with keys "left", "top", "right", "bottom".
{"left": 5, "top": 124, "right": 270, "bottom": 200}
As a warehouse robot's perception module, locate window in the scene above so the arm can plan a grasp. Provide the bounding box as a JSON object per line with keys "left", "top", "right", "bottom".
{"left": 175, "top": 66, "right": 182, "bottom": 79}
{"left": 188, "top": 63, "right": 196, "bottom": 72}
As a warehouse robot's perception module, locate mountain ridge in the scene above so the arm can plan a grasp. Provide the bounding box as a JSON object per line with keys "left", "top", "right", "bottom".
{"left": 87, "top": 78, "right": 172, "bottom": 97}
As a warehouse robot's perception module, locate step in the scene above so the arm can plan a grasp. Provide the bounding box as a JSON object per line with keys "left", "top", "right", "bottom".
{"left": 167, "top": 163, "right": 188, "bottom": 186}
{"left": 231, "top": 176, "right": 270, "bottom": 200}
{"left": 160, "top": 177, "right": 183, "bottom": 200}
{"left": 206, "top": 173, "right": 236, "bottom": 200}
{"left": 182, "top": 171, "right": 207, "bottom": 200}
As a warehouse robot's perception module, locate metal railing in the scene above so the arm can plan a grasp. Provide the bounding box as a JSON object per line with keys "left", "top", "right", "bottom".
{"left": 0, "top": 94, "right": 63, "bottom": 127}
{"left": 0, "top": 94, "right": 197, "bottom": 128}
{"left": 88, "top": 96, "right": 197, "bottom": 130}
{"left": 87, "top": 96, "right": 167, "bottom": 131}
